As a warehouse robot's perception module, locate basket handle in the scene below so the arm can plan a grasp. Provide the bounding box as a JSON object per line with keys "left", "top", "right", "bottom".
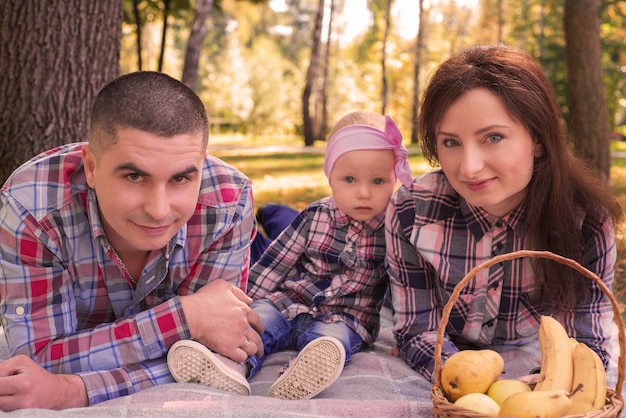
{"left": 432, "top": 249, "right": 625, "bottom": 400}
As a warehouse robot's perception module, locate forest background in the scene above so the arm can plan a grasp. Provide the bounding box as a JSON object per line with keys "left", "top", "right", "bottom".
{"left": 113, "top": 0, "right": 626, "bottom": 164}
{"left": 1, "top": 0, "right": 626, "bottom": 315}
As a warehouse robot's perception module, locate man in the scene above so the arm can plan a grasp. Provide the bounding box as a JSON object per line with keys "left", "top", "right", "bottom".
{"left": 0, "top": 72, "right": 263, "bottom": 410}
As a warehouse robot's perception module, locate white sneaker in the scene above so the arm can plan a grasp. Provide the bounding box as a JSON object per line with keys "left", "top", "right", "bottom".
{"left": 268, "top": 336, "right": 346, "bottom": 400}
{"left": 167, "top": 340, "right": 251, "bottom": 396}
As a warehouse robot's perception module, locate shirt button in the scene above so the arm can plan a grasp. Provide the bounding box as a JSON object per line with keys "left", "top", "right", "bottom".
{"left": 495, "top": 221, "right": 504, "bottom": 228}
{"left": 15, "top": 306, "right": 24, "bottom": 315}
{"left": 325, "top": 290, "right": 333, "bottom": 297}
{"left": 312, "top": 307, "right": 318, "bottom": 312}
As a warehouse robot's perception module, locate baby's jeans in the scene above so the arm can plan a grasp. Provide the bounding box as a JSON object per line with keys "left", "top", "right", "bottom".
{"left": 247, "top": 299, "right": 362, "bottom": 379}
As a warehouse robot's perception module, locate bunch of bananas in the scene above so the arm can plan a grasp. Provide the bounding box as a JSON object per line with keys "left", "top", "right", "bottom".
{"left": 499, "top": 315, "right": 607, "bottom": 417}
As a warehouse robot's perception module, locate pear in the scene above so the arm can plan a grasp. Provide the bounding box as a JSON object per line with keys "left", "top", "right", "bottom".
{"left": 498, "top": 389, "right": 572, "bottom": 417}
{"left": 441, "top": 349, "right": 504, "bottom": 402}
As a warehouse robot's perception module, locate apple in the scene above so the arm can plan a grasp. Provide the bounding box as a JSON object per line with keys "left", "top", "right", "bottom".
{"left": 486, "top": 379, "right": 532, "bottom": 406}
{"left": 453, "top": 392, "right": 500, "bottom": 415}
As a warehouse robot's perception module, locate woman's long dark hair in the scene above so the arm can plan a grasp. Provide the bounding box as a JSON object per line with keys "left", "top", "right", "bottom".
{"left": 419, "top": 44, "right": 622, "bottom": 310}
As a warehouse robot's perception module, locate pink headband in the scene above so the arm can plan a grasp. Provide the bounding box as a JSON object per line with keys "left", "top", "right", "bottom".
{"left": 323, "top": 115, "right": 413, "bottom": 188}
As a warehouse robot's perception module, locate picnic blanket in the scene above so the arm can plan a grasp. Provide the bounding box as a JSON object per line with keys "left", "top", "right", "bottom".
{"left": 0, "top": 307, "right": 623, "bottom": 417}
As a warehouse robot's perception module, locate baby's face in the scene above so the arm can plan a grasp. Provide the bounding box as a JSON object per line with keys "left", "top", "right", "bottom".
{"left": 328, "top": 149, "right": 396, "bottom": 222}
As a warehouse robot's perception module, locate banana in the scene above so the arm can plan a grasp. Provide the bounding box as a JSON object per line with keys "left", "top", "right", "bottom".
{"left": 533, "top": 315, "right": 574, "bottom": 392}
{"left": 498, "top": 389, "right": 572, "bottom": 417}
{"left": 565, "top": 342, "right": 607, "bottom": 414}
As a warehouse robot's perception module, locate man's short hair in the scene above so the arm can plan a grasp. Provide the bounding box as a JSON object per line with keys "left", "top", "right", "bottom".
{"left": 89, "top": 71, "right": 209, "bottom": 156}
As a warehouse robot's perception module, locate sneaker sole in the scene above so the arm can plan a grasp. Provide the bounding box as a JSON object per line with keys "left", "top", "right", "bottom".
{"left": 268, "top": 336, "right": 346, "bottom": 400}
{"left": 167, "top": 340, "right": 251, "bottom": 396}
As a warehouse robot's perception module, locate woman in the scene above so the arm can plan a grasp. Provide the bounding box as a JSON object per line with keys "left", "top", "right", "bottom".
{"left": 386, "top": 44, "right": 623, "bottom": 381}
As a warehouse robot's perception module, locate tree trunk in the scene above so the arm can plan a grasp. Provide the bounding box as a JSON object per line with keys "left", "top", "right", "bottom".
{"left": 0, "top": 0, "right": 122, "bottom": 183}
{"left": 182, "top": 0, "right": 214, "bottom": 90}
{"left": 410, "top": 0, "right": 425, "bottom": 144}
{"left": 381, "top": 0, "right": 392, "bottom": 115}
{"left": 317, "top": 0, "right": 335, "bottom": 140}
{"left": 133, "top": 0, "right": 143, "bottom": 70}
{"left": 302, "top": 0, "right": 325, "bottom": 146}
{"left": 564, "top": 0, "right": 611, "bottom": 181}
{"left": 158, "top": 0, "right": 171, "bottom": 72}
{"left": 496, "top": 0, "right": 503, "bottom": 43}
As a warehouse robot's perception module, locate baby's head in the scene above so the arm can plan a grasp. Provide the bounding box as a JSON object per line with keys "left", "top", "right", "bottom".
{"left": 324, "top": 111, "right": 412, "bottom": 222}
{"left": 324, "top": 111, "right": 413, "bottom": 188}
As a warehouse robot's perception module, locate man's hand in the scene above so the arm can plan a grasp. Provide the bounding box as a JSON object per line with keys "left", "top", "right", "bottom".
{"left": 0, "top": 355, "right": 88, "bottom": 411}
{"left": 180, "top": 279, "right": 264, "bottom": 362}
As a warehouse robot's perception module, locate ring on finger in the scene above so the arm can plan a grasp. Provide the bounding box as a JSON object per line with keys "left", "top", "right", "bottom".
{"left": 240, "top": 337, "right": 250, "bottom": 350}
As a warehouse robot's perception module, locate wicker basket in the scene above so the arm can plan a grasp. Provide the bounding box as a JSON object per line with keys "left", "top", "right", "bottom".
{"left": 430, "top": 250, "right": 625, "bottom": 418}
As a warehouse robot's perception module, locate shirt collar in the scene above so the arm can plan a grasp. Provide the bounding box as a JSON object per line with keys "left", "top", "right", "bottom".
{"left": 329, "top": 198, "right": 385, "bottom": 234}
{"left": 460, "top": 196, "right": 528, "bottom": 241}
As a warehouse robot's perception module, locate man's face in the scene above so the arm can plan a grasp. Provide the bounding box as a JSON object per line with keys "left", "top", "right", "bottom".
{"left": 83, "top": 127, "right": 206, "bottom": 257}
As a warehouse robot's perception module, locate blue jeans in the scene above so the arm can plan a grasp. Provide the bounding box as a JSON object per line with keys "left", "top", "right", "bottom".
{"left": 247, "top": 299, "right": 362, "bottom": 379}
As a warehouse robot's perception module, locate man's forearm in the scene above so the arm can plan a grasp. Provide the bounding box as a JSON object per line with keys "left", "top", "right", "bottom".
{"left": 78, "top": 358, "right": 174, "bottom": 405}
{"left": 56, "top": 374, "right": 89, "bottom": 409}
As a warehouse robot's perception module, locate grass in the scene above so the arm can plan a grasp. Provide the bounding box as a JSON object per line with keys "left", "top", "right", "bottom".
{"left": 225, "top": 153, "right": 329, "bottom": 210}
{"left": 211, "top": 140, "right": 626, "bottom": 320}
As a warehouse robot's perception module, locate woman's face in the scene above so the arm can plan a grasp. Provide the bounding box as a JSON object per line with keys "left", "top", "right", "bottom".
{"left": 436, "top": 87, "right": 542, "bottom": 217}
